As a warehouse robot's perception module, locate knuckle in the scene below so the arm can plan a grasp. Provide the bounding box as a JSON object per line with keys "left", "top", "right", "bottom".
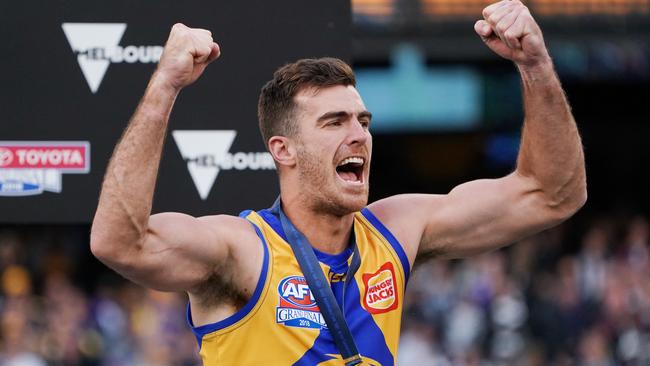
{"left": 506, "top": 32, "right": 516, "bottom": 42}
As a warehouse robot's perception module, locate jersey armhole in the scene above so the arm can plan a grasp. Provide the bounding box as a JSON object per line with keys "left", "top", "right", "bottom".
{"left": 360, "top": 207, "right": 411, "bottom": 284}
{"left": 186, "top": 213, "right": 270, "bottom": 348}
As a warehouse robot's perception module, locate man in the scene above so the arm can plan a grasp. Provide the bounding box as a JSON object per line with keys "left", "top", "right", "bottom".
{"left": 90, "top": 0, "right": 586, "bottom": 365}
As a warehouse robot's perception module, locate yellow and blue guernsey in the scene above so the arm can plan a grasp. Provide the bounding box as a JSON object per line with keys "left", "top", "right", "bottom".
{"left": 187, "top": 207, "right": 411, "bottom": 365}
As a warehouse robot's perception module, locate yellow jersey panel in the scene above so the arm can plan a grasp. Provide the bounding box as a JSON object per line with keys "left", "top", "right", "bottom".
{"left": 187, "top": 207, "right": 411, "bottom": 366}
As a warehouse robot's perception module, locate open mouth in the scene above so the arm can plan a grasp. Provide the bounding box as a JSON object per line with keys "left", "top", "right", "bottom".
{"left": 335, "top": 156, "right": 365, "bottom": 184}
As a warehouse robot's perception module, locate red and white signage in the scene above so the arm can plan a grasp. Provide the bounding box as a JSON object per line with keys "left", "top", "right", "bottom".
{"left": 362, "top": 262, "right": 399, "bottom": 314}
{"left": 0, "top": 141, "right": 90, "bottom": 196}
{"left": 0, "top": 142, "right": 89, "bottom": 171}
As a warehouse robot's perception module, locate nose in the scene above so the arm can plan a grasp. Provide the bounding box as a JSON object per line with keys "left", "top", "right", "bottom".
{"left": 347, "top": 119, "right": 369, "bottom": 146}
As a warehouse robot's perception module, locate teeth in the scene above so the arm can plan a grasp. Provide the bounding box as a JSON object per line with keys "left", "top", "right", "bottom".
{"left": 338, "top": 157, "right": 364, "bottom": 166}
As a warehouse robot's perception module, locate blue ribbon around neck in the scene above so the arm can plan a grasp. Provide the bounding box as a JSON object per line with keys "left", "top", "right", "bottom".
{"left": 269, "top": 198, "right": 362, "bottom": 365}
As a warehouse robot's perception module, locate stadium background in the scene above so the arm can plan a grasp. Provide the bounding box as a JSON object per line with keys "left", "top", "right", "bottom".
{"left": 1, "top": 0, "right": 649, "bottom": 364}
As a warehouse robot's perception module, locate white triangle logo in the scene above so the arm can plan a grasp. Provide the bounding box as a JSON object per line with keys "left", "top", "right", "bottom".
{"left": 62, "top": 23, "right": 127, "bottom": 93}
{"left": 172, "top": 130, "right": 237, "bottom": 200}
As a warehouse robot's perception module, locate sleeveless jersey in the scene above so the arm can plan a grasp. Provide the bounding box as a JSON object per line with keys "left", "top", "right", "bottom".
{"left": 187, "top": 207, "right": 411, "bottom": 365}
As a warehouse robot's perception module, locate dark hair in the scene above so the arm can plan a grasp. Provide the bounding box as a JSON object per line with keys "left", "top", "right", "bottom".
{"left": 257, "top": 57, "right": 356, "bottom": 145}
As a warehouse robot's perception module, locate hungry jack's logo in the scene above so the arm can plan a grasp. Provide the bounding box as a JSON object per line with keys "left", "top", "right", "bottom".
{"left": 362, "top": 262, "right": 398, "bottom": 314}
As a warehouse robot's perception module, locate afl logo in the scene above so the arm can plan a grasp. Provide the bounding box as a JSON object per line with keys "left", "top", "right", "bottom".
{"left": 278, "top": 276, "right": 317, "bottom": 309}
{"left": 276, "top": 275, "right": 324, "bottom": 329}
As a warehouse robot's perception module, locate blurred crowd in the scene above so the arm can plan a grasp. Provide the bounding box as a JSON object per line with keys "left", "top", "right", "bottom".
{"left": 0, "top": 212, "right": 649, "bottom": 365}
{"left": 0, "top": 228, "right": 198, "bottom": 366}
{"left": 400, "top": 213, "right": 650, "bottom": 366}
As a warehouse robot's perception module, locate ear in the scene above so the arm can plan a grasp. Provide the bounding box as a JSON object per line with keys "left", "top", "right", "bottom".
{"left": 268, "top": 136, "right": 296, "bottom": 167}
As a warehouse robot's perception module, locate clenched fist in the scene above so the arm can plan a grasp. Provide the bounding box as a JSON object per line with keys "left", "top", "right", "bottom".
{"left": 475, "top": 0, "right": 550, "bottom": 68}
{"left": 155, "top": 23, "right": 220, "bottom": 91}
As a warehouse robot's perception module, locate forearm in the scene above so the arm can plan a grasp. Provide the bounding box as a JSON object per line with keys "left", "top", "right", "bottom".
{"left": 91, "top": 74, "right": 179, "bottom": 257}
{"left": 515, "top": 60, "right": 586, "bottom": 209}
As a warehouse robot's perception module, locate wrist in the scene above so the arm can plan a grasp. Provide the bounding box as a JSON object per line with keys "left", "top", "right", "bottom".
{"left": 137, "top": 71, "right": 181, "bottom": 119}
{"left": 148, "top": 71, "right": 183, "bottom": 97}
{"left": 516, "top": 56, "right": 555, "bottom": 80}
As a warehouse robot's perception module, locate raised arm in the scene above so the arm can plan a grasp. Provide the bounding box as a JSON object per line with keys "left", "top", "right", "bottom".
{"left": 90, "top": 24, "right": 260, "bottom": 293}
{"left": 369, "top": 0, "right": 587, "bottom": 263}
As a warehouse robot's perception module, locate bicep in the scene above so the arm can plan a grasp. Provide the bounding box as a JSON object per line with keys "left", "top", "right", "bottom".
{"left": 371, "top": 173, "right": 566, "bottom": 263}
{"left": 420, "top": 173, "right": 564, "bottom": 259}
{"left": 99, "top": 212, "right": 252, "bottom": 292}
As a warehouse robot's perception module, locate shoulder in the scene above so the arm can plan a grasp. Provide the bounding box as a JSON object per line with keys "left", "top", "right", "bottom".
{"left": 366, "top": 194, "right": 446, "bottom": 266}
{"left": 197, "top": 213, "right": 259, "bottom": 236}
{"left": 197, "top": 213, "right": 264, "bottom": 258}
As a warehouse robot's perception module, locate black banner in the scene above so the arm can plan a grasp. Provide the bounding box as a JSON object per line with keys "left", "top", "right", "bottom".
{"left": 0, "top": 0, "right": 351, "bottom": 223}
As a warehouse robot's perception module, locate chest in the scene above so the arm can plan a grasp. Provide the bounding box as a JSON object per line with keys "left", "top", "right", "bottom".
{"left": 265, "top": 238, "right": 403, "bottom": 331}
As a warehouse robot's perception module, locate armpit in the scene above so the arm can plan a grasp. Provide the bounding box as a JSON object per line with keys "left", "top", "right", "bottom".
{"left": 192, "top": 263, "right": 249, "bottom": 310}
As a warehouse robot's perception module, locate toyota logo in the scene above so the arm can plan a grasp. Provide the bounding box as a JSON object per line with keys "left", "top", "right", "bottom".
{"left": 0, "top": 148, "right": 14, "bottom": 167}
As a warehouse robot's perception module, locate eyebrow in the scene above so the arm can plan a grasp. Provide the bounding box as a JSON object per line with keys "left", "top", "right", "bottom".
{"left": 316, "top": 110, "right": 373, "bottom": 124}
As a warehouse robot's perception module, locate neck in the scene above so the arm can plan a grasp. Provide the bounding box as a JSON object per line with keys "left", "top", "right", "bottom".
{"left": 280, "top": 192, "right": 355, "bottom": 255}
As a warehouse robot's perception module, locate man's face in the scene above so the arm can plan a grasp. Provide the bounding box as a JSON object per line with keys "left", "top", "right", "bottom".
{"left": 291, "top": 85, "right": 372, "bottom": 215}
